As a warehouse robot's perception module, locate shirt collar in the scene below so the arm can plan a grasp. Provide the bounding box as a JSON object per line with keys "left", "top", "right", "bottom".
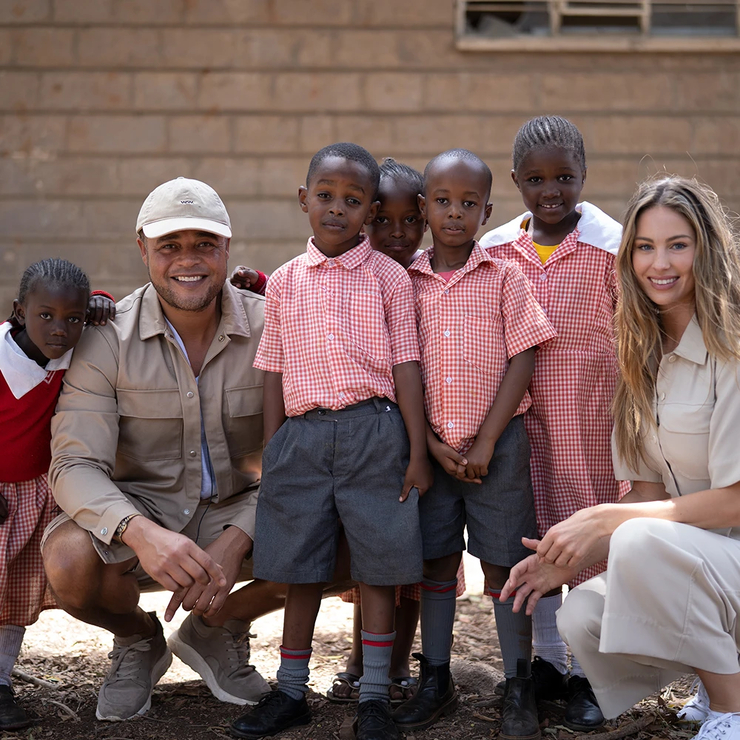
{"left": 305, "top": 234, "right": 372, "bottom": 269}
{"left": 0, "top": 321, "right": 72, "bottom": 399}
{"left": 409, "top": 241, "right": 493, "bottom": 279}
{"left": 138, "top": 281, "right": 251, "bottom": 342}
{"left": 671, "top": 314, "right": 708, "bottom": 365}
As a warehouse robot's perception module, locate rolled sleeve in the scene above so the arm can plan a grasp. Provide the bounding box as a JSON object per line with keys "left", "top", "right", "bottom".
{"left": 500, "top": 261, "right": 557, "bottom": 358}
{"left": 708, "top": 359, "right": 740, "bottom": 490}
{"left": 49, "top": 326, "right": 140, "bottom": 544}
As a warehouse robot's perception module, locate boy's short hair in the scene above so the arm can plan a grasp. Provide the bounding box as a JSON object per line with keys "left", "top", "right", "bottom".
{"left": 512, "top": 116, "right": 586, "bottom": 172}
{"left": 306, "top": 142, "right": 381, "bottom": 198}
{"left": 380, "top": 157, "right": 424, "bottom": 195}
{"left": 423, "top": 149, "right": 493, "bottom": 200}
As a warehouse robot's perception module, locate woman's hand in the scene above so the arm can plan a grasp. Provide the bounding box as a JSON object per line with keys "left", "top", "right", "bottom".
{"left": 535, "top": 505, "right": 615, "bottom": 568}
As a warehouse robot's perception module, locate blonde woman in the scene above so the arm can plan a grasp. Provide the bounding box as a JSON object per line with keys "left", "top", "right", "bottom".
{"left": 501, "top": 175, "right": 740, "bottom": 740}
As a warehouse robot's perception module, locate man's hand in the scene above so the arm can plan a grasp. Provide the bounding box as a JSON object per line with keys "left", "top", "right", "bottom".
{"left": 121, "top": 516, "right": 227, "bottom": 619}
{"left": 429, "top": 437, "right": 480, "bottom": 484}
{"left": 500, "top": 538, "right": 576, "bottom": 615}
{"left": 86, "top": 294, "right": 116, "bottom": 326}
{"left": 230, "top": 266, "right": 260, "bottom": 290}
{"left": 462, "top": 437, "right": 495, "bottom": 482}
{"left": 400, "top": 455, "right": 433, "bottom": 501}
{"left": 0, "top": 493, "right": 7, "bottom": 525}
{"left": 164, "top": 526, "right": 253, "bottom": 622}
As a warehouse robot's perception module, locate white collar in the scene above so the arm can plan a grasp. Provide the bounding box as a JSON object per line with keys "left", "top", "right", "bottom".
{"left": 0, "top": 321, "right": 73, "bottom": 399}
{"left": 480, "top": 202, "right": 622, "bottom": 255}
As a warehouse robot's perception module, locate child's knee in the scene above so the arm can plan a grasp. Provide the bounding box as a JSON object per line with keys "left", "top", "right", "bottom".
{"left": 423, "top": 552, "right": 462, "bottom": 582}
{"left": 480, "top": 561, "right": 509, "bottom": 590}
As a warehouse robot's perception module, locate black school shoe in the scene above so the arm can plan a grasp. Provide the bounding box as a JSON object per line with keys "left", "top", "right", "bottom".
{"left": 564, "top": 675, "right": 605, "bottom": 731}
{"left": 392, "top": 653, "right": 458, "bottom": 730}
{"left": 230, "top": 690, "right": 310, "bottom": 739}
{"left": 495, "top": 657, "right": 569, "bottom": 701}
{"left": 500, "top": 659, "right": 541, "bottom": 740}
{"left": 0, "top": 684, "right": 31, "bottom": 731}
{"left": 355, "top": 699, "right": 398, "bottom": 740}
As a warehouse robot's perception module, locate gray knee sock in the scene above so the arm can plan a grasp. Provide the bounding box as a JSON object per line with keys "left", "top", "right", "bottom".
{"left": 359, "top": 630, "right": 395, "bottom": 704}
{"left": 0, "top": 625, "right": 25, "bottom": 686}
{"left": 276, "top": 645, "right": 311, "bottom": 700}
{"left": 491, "top": 591, "right": 532, "bottom": 679}
{"left": 421, "top": 578, "right": 458, "bottom": 666}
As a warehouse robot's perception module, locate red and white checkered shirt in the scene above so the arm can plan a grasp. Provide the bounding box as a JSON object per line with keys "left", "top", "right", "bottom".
{"left": 254, "top": 235, "right": 420, "bottom": 417}
{"left": 409, "top": 242, "right": 556, "bottom": 454}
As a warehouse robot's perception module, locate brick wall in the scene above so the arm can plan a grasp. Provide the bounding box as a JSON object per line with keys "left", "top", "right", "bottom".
{"left": 2, "top": 0, "right": 739, "bottom": 308}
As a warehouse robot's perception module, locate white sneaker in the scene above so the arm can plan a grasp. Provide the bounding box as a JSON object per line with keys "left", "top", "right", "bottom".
{"left": 695, "top": 712, "right": 740, "bottom": 740}
{"left": 678, "top": 680, "right": 711, "bottom": 724}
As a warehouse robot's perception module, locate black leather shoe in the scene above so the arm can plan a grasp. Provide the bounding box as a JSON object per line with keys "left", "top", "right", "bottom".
{"left": 496, "top": 657, "right": 569, "bottom": 700}
{"left": 230, "top": 690, "right": 311, "bottom": 739}
{"left": 500, "top": 659, "right": 541, "bottom": 740}
{"left": 564, "top": 675, "right": 604, "bottom": 731}
{"left": 392, "top": 653, "right": 458, "bottom": 730}
{"left": 0, "top": 685, "right": 31, "bottom": 730}
{"left": 355, "top": 699, "right": 398, "bottom": 740}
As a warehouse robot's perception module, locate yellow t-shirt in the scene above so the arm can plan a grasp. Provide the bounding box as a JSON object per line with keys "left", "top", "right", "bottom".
{"left": 532, "top": 241, "right": 559, "bottom": 264}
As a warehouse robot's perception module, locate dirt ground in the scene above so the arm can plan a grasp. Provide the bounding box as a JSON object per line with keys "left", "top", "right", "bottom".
{"left": 7, "top": 555, "right": 696, "bottom": 740}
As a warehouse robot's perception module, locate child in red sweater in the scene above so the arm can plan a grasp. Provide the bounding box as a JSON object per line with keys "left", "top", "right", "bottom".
{"left": 0, "top": 258, "right": 114, "bottom": 729}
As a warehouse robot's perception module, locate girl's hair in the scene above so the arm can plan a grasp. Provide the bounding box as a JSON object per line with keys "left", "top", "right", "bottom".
{"left": 379, "top": 157, "right": 424, "bottom": 195}
{"left": 613, "top": 175, "right": 740, "bottom": 470}
{"left": 18, "top": 258, "right": 90, "bottom": 304}
{"left": 512, "top": 115, "right": 586, "bottom": 172}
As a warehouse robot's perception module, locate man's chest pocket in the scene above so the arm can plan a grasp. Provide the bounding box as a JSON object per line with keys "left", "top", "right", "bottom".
{"left": 117, "top": 389, "right": 183, "bottom": 461}
{"left": 225, "top": 386, "right": 263, "bottom": 457}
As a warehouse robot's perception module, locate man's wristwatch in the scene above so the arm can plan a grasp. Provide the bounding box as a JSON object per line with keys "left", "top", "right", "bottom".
{"left": 113, "top": 514, "right": 140, "bottom": 543}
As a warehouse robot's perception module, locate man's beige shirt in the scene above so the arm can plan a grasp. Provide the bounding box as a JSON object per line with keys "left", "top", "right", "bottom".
{"left": 613, "top": 314, "right": 740, "bottom": 539}
{"left": 49, "top": 281, "right": 264, "bottom": 546}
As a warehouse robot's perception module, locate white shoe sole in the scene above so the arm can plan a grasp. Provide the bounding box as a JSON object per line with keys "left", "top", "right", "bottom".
{"left": 96, "top": 647, "right": 173, "bottom": 721}
{"left": 167, "top": 632, "right": 260, "bottom": 706}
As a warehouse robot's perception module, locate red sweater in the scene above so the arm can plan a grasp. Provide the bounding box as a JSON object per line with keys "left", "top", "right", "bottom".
{"left": 0, "top": 367, "right": 65, "bottom": 483}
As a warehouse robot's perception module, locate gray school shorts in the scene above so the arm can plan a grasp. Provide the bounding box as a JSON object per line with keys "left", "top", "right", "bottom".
{"left": 419, "top": 414, "right": 537, "bottom": 567}
{"left": 253, "top": 398, "right": 423, "bottom": 586}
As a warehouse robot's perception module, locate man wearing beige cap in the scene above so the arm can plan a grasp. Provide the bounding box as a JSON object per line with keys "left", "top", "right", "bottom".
{"left": 42, "top": 178, "right": 279, "bottom": 721}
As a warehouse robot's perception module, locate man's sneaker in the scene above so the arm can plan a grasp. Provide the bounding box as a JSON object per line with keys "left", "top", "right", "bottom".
{"left": 355, "top": 699, "right": 399, "bottom": 740}
{"left": 695, "top": 712, "right": 740, "bottom": 740}
{"left": 230, "top": 690, "right": 311, "bottom": 739}
{"left": 96, "top": 612, "right": 172, "bottom": 721}
{"left": 168, "top": 614, "right": 270, "bottom": 705}
{"left": 678, "top": 681, "right": 711, "bottom": 724}
{"left": 0, "top": 684, "right": 31, "bottom": 730}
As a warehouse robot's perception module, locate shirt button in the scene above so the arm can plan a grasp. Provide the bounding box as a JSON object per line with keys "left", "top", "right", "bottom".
{"left": 101, "top": 527, "right": 108, "bottom": 536}
{"left": 444, "top": 289, "right": 450, "bottom": 294}
{"left": 660, "top": 393, "right": 666, "bottom": 401}
{"left": 445, "top": 377, "right": 452, "bottom": 384}
{"left": 447, "top": 421, "right": 454, "bottom": 429}
{"left": 189, "top": 450, "right": 197, "bottom": 457}
{"left": 186, "top": 391, "right": 194, "bottom": 398}
{"left": 668, "top": 355, "right": 676, "bottom": 363}
{"left": 218, "top": 335, "right": 225, "bottom": 342}
{"left": 540, "top": 274, "right": 547, "bottom": 281}
{"left": 328, "top": 333, "right": 335, "bottom": 340}
{"left": 184, "top": 509, "right": 190, "bottom": 515}
{"left": 338, "top": 391, "right": 345, "bottom": 398}
{"left": 443, "top": 330, "right": 450, "bottom": 337}
{"left": 328, "top": 259, "right": 335, "bottom": 266}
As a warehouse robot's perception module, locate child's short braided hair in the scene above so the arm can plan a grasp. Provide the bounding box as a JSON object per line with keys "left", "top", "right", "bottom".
{"left": 379, "top": 158, "right": 424, "bottom": 195}
{"left": 18, "top": 258, "right": 90, "bottom": 304}
{"left": 512, "top": 116, "right": 586, "bottom": 172}
{"left": 306, "top": 142, "right": 380, "bottom": 198}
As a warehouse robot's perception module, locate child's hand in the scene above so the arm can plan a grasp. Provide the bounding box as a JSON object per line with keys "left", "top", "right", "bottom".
{"left": 429, "top": 438, "right": 481, "bottom": 484}
{"left": 0, "top": 493, "right": 7, "bottom": 524}
{"left": 462, "top": 439, "right": 495, "bottom": 482}
{"left": 87, "top": 294, "right": 116, "bottom": 326}
{"left": 400, "top": 455, "right": 433, "bottom": 502}
{"left": 230, "top": 266, "right": 260, "bottom": 290}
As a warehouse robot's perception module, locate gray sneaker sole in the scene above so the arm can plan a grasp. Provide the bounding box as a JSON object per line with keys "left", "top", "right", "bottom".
{"left": 96, "top": 647, "right": 173, "bottom": 721}
{"left": 167, "top": 632, "right": 259, "bottom": 706}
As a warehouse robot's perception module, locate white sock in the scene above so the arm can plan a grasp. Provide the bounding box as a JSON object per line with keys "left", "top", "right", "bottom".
{"left": 0, "top": 625, "right": 25, "bottom": 686}
{"left": 532, "top": 594, "right": 568, "bottom": 675}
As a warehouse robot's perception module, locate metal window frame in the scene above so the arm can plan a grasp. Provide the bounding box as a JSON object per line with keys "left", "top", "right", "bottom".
{"left": 455, "top": 0, "right": 740, "bottom": 51}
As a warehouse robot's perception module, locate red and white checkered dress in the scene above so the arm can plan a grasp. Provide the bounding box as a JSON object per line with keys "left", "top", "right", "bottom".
{"left": 480, "top": 203, "right": 630, "bottom": 586}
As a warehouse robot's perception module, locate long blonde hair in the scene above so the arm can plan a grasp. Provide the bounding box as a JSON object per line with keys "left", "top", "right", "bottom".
{"left": 613, "top": 176, "right": 740, "bottom": 470}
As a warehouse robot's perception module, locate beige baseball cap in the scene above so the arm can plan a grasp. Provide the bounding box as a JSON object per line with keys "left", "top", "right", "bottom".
{"left": 136, "top": 177, "right": 232, "bottom": 239}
